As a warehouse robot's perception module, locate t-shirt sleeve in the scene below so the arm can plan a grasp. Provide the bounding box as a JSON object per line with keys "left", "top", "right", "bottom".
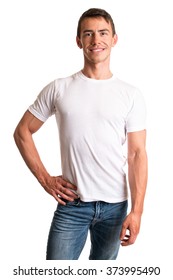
{"left": 28, "top": 81, "right": 56, "bottom": 122}
{"left": 126, "top": 89, "right": 147, "bottom": 133}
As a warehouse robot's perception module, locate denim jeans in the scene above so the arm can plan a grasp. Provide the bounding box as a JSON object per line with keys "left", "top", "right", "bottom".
{"left": 46, "top": 199, "right": 128, "bottom": 260}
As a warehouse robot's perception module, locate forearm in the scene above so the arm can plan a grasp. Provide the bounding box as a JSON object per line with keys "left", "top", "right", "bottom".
{"left": 14, "top": 128, "right": 50, "bottom": 187}
{"left": 128, "top": 150, "right": 148, "bottom": 215}
{"left": 14, "top": 111, "right": 78, "bottom": 204}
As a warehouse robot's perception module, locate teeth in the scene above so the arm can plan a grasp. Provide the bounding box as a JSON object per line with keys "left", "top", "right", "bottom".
{"left": 91, "top": 49, "right": 103, "bottom": 52}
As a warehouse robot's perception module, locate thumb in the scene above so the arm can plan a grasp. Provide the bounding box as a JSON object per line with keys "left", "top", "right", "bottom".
{"left": 120, "top": 224, "right": 127, "bottom": 240}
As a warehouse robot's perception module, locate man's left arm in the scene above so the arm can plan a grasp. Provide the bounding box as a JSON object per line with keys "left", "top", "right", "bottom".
{"left": 120, "top": 129, "right": 148, "bottom": 246}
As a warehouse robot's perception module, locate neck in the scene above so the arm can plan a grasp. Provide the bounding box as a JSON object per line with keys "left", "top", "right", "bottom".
{"left": 82, "top": 62, "right": 113, "bottom": 80}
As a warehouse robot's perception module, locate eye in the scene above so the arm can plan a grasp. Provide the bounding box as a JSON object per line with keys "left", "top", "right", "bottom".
{"left": 85, "top": 32, "right": 92, "bottom": 37}
{"left": 100, "top": 31, "right": 108, "bottom": 36}
{"left": 83, "top": 32, "right": 93, "bottom": 37}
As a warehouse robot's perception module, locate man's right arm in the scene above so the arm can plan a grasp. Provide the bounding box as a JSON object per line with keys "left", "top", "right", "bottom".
{"left": 13, "top": 110, "right": 78, "bottom": 205}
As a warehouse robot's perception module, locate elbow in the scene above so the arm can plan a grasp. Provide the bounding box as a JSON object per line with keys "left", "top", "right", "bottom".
{"left": 128, "top": 148, "right": 147, "bottom": 165}
{"left": 127, "top": 150, "right": 138, "bottom": 165}
{"left": 13, "top": 125, "right": 28, "bottom": 147}
{"left": 13, "top": 126, "right": 18, "bottom": 142}
{"left": 13, "top": 126, "right": 21, "bottom": 147}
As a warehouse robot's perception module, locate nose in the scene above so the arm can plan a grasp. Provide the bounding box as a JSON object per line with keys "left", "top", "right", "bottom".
{"left": 91, "top": 33, "right": 100, "bottom": 45}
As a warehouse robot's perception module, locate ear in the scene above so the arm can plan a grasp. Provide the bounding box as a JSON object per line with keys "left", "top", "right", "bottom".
{"left": 112, "top": 34, "right": 118, "bottom": 47}
{"left": 76, "top": 36, "right": 83, "bottom": 49}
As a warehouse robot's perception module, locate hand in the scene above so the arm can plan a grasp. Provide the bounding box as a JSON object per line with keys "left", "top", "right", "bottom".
{"left": 120, "top": 212, "right": 141, "bottom": 246}
{"left": 42, "top": 175, "right": 78, "bottom": 205}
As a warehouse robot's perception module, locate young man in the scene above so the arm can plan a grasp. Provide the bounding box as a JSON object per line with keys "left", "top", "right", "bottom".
{"left": 14, "top": 8, "right": 148, "bottom": 260}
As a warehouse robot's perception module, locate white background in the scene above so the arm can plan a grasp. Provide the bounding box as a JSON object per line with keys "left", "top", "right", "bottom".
{"left": 1, "top": 0, "right": 172, "bottom": 279}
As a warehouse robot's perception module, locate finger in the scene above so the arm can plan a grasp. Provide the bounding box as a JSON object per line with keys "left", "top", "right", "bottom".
{"left": 120, "top": 234, "right": 130, "bottom": 241}
{"left": 52, "top": 189, "right": 77, "bottom": 205}
{"left": 52, "top": 193, "right": 66, "bottom": 205}
{"left": 58, "top": 186, "right": 79, "bottom": 199}
{"left": 121, "top": 234, "right": 130, "bottom": 240}
{"left": 58, "top": 176, "right": 77, "bottom": 190}
{"left": 121, "top": 233, "right": 137, "bottom": 246}
{"left": 128, "top": 234, "right": 137, "bottom": 245}
{"left": 121, "top": 235, "right": 130, "bottom": 246}
{"left": 120, "top": 225, "right": 128, "bottom": 240}
{"left": 58, "top": 191, "right": 75, "bottom": 201}
{"left": 64, "top": 181, "right": 77, "bottom": 191}
{"left": 55, "top": 187, "right": 79, "bottom": 202}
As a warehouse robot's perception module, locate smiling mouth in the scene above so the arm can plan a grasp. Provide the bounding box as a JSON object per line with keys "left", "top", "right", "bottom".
{"left": 90, "top": 48, "right": 105, "bottom": 52}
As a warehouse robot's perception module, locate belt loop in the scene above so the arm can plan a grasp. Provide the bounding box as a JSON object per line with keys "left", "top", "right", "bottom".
{"left": 76, "top": 197, "right": 80, "bottom": 206}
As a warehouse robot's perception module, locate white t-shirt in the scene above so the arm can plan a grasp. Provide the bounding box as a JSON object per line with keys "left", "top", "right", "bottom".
{"left": 29, "top": 71, "right": 146, "bottom": 203}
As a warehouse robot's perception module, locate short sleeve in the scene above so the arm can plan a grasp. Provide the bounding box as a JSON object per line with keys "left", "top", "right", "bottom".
{"left": 126, "top": 89, "right": 147, "bottom": 133}
{"left": 28, "top": 81, "right": 56, "bottom": 122}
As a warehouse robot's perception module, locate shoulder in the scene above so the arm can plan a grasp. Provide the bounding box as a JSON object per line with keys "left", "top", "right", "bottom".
{"left": 114, "top": 77, "right": 139, "bottom": 94}
{"left": 110, "top": 77, "right": 144, "bottom": 107}
{"left": 115, "top": 78, "right": 146, "bottom": 105}
{"left": 39, "top": 72, "right": 78, "bottom": 99}
{"left": 54, "top": 72, "right": 80, "bottom": 87}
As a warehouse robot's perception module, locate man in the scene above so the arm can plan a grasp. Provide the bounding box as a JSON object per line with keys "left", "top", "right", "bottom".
{"left": 14, "top": 8, "right": 148, "bottom": 260}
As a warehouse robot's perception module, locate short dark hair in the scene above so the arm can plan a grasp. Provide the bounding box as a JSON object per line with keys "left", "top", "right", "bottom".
{"left": 77, "top": 8, "right": 116, "bottom": 38}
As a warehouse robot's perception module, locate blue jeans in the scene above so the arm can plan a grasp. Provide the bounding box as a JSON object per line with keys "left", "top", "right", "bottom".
{"left": 46, "top": 199, "right": 128, "bottom": 260}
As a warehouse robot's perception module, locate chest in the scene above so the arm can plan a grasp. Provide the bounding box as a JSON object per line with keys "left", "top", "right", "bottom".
{"left": 55, "top": 82, "right": 130, "bottom": 123}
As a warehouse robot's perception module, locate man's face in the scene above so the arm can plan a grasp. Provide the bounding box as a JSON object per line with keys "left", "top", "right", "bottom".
{"left": 76, "top": 17, "right": 117, "bottom": 65}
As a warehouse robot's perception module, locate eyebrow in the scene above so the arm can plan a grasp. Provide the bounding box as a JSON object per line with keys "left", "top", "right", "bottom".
{"left": 83, "top": 29, "right": 110, "bottom": 33}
